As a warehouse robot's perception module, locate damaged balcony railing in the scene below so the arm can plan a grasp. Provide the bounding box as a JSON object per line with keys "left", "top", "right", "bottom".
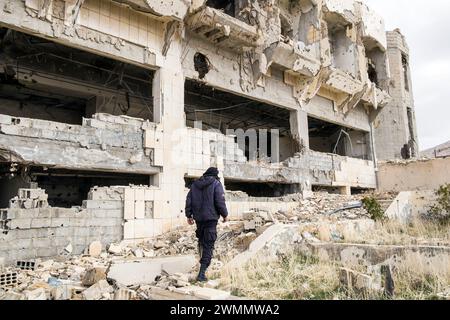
{"left": 186, "top": 6, "right": 262, "bottom": 51}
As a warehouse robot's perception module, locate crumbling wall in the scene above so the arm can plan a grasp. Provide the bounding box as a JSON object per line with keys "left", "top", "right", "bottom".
{"left": 373, "top": 29, "right": 419, "bottom": 160}
{"left": 0, "top": 187, "right": 123, "bottom": 265}
{"left": 0, "top": 113, "right": 159, "bottom": 173}
{"left": 377, "top": 158, "right": 450, "bottom": 193}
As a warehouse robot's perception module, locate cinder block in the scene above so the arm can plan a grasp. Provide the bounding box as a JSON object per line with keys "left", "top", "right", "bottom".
{"left": 124, "top": 200, "right": 135, "bottom": 220}
{"left": 153, "top": 148, "right": 163, "bottom": 166}
{"left": 9, "top": 219, "right": 32, "bottom": 229}
{"left": 152, "top": 200, "right": 164, "bottom": 219}
{"left": 144, "top": 189, "right": 154, "bottom": 201}
{"left": 51, "top": 218, "right": 68, "bottom": 228}
{"left": 84, "top": 200, "right": 122, "bottom": 210}
{"left": 144, "top": 129, "right": 155, "bottom": 148}
{"left": 135, "top": 201, "right": 145, "bottom": 219}
{"left": 33, "top": 238, "right": 52, "bottom": 248}
{"left": 134, "top": 189, "right": 145, "bottom": 201}
{"left": 124, "top": 188, "right": 135, "bottom": 202}
{"left": 31, "top": 218, "right": 51, "bottom": 228}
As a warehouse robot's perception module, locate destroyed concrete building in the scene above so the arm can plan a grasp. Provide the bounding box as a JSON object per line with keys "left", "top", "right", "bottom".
{"left": 0, "top": 0, "right": 419, "bottom": 264}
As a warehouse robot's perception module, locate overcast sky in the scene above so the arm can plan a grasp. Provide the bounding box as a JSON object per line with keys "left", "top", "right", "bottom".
{"left": 365, "top": 0, "right": 450, "bottom": 150}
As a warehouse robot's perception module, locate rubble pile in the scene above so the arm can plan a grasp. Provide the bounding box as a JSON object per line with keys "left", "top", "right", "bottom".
{"left": 0, "top": 192, "right": 391, "bottom": 300}
{"left": 283, "top": 192, "right": 371, "bottom": 223}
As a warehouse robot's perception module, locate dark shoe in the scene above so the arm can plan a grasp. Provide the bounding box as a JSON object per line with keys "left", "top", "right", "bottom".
{"left": 197, "top": 264, "right": 208, "bottom": 282}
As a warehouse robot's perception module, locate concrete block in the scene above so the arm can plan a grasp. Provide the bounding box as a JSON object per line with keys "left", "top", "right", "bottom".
{"left": 123, "top": 219, "right": 153, "bottom": 239}
{"left": 144, "top": 189, "right": 154, "bottom": 201}
{"left": 82, "top": 267, "right": 107, "bottom": 286}
{"left": 153, "top": 200, "right": 164, "bottom": 219}
{"left": 107, "top": 255, "right": 196, "bottom": 286}
{"left": 82, "top": 279, "right": 113, "bottom": 300}
{"left": 51, "top": 218, "right": 68, "bottom": 228}
{"left": 144, "top": 129, "right": 155, "bottom": 148}
{"left": 134, "top": 189, "right": 145, "bottom": 201}
{"left": 134, "top": 201, "right": 145, "bottom": 219}
{"left": 124, "top": 201, "right": 135, "bottom": 220}
{"left": 88, "top": 241, "right": 102, "bottom": 257}
{"left": 153, "top": 148, "right": 163, "bottom": 166}
{"left": 0, "top": 114, "right": 12, "bottom": 124}
{"left": 124, "top": 188, "right": 135, "bottom": 202}
{"left": 84, "top": 200, "right": 122, "bottom": 210}
{"left": 9, "top": 218, "right": 32, "bottom": 229}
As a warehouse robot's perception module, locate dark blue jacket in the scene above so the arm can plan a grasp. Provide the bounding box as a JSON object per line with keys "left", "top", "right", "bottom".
{"left": 185, "top": 176, "right": 228, "bottom": 222}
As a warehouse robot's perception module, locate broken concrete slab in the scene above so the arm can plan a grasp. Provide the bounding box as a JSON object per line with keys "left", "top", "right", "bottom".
{"left": 82, "top": 279, "right": 113, "bottom": 300}
{"left": 108, "top": 243, "right": 122, "bottom": 255}
{"left": 339, "top": 268, "right": 382, "bottom": 293}
{"left": 82, "top": 268, "right": 107, "bottom": 287}
{"left": 24, "top": 287, "right": 47, "bottom": 300}
{"left": 173, "top": 285, "right": 231, "bottom": 300}
{"left": 114, "top": 287, "right": 137, "bottom": 300}
{"left": 227, "top": 224, "right": 297, "bottom": 268}
{"left": 107, "top": 255, "right": 196, "bottom": 286}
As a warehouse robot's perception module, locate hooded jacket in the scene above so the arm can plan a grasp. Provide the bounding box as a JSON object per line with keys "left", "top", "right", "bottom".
{"left": 185, "top": 175, "right": 228, "bottom": 222}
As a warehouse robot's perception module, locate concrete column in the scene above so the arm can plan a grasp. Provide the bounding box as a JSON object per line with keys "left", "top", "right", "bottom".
{"left": 289, "top": 109, "right": 309, "bottom": 150}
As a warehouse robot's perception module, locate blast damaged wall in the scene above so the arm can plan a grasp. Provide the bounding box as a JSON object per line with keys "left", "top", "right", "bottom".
{"left": 0, "top": 0, "right": 416, "bottom": 263}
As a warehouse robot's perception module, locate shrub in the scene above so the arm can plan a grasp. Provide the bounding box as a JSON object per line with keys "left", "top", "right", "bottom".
{"left": 362, "top": 197, "right": 385, "bottom": 221}
{"left": 430, "top": 184, "right": 450, "bottom": 225}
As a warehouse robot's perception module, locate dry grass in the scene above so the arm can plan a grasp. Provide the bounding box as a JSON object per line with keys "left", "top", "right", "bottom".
{"left": 342, "top": 217, "right": 450, "bottom": 246}
{"left": 218, "top": 250, "right": 450, "bottom": 300}
{"left": 220, "top": 253, "right": 340, "bottom": 300}
{"left": 393, "top": 251, "right": 450, "bottom": 300}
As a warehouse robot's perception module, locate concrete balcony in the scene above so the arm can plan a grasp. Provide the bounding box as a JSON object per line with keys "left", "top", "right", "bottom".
{"left": 361, "top": 86, "right": 391, "bottom": 109}
{"left": 113, "top": 0, "right": 189, "bottom": 21}
{"left": 267, "top": 41, "right": 321, "bottom": 77}
{"left": 324, "top": 68, "right": 364, "bottom": 96}
{"left": 186, "top": 6, "right": 263, "bottom": 52}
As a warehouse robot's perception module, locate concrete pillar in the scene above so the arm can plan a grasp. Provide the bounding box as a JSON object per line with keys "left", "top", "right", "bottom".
{"left": 289, "top": 109, "right": 309, "bottom": 150}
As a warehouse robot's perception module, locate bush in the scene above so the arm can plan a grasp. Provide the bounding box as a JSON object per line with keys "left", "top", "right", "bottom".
{"left": 362, "top": 197, "right": 385, "bottom": 221}
{"left": 430, "top": 184, "right": 450, "bottom": 225}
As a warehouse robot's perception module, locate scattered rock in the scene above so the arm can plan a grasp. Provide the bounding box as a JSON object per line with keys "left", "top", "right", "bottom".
{"left": 82, "top": 268, "right": 107, "bottom": 287}
{"left": 205, "top": 279, "right": 220, "bottom": 289}
{"left": 108, "top": 243, "right": 122, "bottom": 255}
{"left": 133, "top": 248, "right": 144, "bottom": 258}
{"left": 114, "top": 287, "right": 137, "bottom": 300}
{"left": 88, "top": 241, "right": 102, "bottom": 257}
{"left": 64, "top": 243, "right": 73, "bottom": 254}
{"left": 82, "top": 280, "right": 113, "bottom": 300}
{"left": 24, "top": 288, "right": 47, "bottom": 300}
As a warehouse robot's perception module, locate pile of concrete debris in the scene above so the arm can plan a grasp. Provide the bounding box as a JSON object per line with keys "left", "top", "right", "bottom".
{"left": 0, "top": 192, "right": 381, "bottom": 300}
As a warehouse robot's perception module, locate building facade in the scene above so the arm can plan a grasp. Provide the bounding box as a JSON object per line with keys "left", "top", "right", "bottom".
{"left": 0, "top": 0, "right": 416, "bottom": 263}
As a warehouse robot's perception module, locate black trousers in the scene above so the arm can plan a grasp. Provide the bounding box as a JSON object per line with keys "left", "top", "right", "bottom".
{"left": 195, "top": 220, "right": 218, "bottom": 268}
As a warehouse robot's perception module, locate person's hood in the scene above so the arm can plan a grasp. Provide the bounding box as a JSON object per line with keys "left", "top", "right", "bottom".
{"left": 193, "top": 175, "right": 217, "bottom": 190}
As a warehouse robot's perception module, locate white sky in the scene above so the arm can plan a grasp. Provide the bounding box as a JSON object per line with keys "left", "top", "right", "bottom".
{"left": 365, "top": 0, "right": 450, "bottom": 150}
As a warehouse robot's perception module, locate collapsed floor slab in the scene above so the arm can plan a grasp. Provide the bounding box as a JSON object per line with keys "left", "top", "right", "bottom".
{"left": 107, "top": 255, "right": 197, "bottom": 286}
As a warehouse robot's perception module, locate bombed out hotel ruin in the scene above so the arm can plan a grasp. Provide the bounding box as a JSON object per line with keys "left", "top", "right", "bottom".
{"left": 0, "top": 0, "right": 419, "bottom": 264}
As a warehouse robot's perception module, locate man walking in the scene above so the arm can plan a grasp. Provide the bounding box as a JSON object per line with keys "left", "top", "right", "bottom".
{"left": 185, "top": 167, "right": 228, "bottom": 282}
